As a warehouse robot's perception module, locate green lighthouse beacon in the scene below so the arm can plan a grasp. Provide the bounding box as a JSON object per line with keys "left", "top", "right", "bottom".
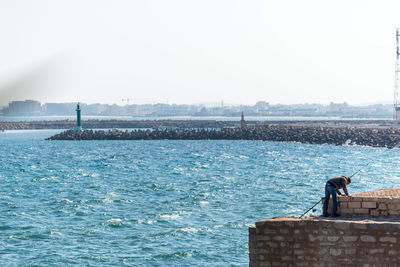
{"left": 74, "top": 103, "right": 82, "bottom": 131}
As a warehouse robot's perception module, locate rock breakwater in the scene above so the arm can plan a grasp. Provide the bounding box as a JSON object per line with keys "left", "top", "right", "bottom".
{"left": 46, "top": 125, "right": 400, "bottom": 148}
{"left": 0, "top": 119, "right": 239, "bottom": 130}
{"left": 0, "top": 119, "right": 394, "bottom": 130}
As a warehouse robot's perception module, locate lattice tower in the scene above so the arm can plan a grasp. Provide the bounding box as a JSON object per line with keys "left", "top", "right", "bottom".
{"left": 394, "top": 28, "right": 400, "bottom": 122}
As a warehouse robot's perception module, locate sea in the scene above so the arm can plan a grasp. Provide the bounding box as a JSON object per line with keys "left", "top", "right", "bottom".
{"left": 1, "top": 121, "right": 400, "bottom": 266}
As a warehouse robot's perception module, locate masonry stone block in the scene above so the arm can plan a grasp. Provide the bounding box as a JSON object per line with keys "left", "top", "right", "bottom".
{"left": 294, "top": 250, "right": 304, "bottom": 255}
{"left": 360, "top": 235, "right": 376, "bottom": 242}
{"left": 327, "top": 236, "right": 339, "bottom": 242}
{"left": 258, "top": 235, "right": 271, "bottom": 241}
{"left": 343, "top": 236, "right": 358, "bottom": 242}
{"left": 265, "top": 242, "right": 278, "bottom": 248}
{"left": 379, "top": 236, "right": 397, "bottom": 243}
{"left": 279, "top": 228, "right": 289, "bottom": 234}
{"left": 388, "top": 210, "right": 400, "bottom": 216}
{"left": 350, "top": 197, "right": 363, "bottom": 202}
{"left": 362, "top": 202, "right": 377, "bottom": 209}
{"left": 284, "top": 221, "right": 294, "bottom": 227}
{"left": 378, "top": 203, "right": 387, "bottom": 210}
{"left": 272, "top": 235, "right": 285, "bottom": 241}
{"left": 354, "top": 208, "right": 369, "bottom": 214}
{"left": 345, "top": 248, "right": 357, "bottom": 255}
{"left": 332, "top": 221, "right": 350, "bottom": 230}
{"left": 340, "top": 208, "right": 353, "bottom": 215}
{"left": 363, "top": 197, "right": 379, "bottom": 202}
{"left": 339, "top": 197, "right": 351, "bottom": 202}
{"left": 329, "top": 248, "right": 342, "bottom": 256}
{"left": 370, "top": 209, "right": 380, "bottom": 217}
{"left": 348, "top": 202, "right": 361, "bottom": 208}
{"left": 369, "top": 248, "right": 384, "bottom": 255}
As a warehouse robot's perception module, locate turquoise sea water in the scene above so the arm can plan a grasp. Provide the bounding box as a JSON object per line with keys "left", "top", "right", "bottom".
{"left": 1, "top": 130, "right": 400, "bottom": 266}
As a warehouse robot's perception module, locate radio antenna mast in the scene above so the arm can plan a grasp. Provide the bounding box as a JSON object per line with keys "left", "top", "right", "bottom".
{"left": 394, "top": 28, "right": 400, "bottom": 123}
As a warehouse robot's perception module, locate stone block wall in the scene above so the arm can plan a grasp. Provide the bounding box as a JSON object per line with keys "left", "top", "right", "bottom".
{"left": 323, "top": 190, "right": 400, "bottom": 217}
{"left": 249, "top": 217, "right": 400, "bottom": 266}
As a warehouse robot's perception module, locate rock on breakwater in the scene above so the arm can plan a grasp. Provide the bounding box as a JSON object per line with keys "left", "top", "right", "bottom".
{"left": 46, "top": 125, "right": 400, "bottom": 148}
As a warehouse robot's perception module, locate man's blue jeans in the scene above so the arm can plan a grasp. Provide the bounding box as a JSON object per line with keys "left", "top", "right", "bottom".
{"left": 323, "top": 183, "right": 338, "bottom": 216}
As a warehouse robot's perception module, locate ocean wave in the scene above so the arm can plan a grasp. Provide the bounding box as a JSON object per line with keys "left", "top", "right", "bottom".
{"left": 106, "top": 218, "right": 122, "bottom": 223}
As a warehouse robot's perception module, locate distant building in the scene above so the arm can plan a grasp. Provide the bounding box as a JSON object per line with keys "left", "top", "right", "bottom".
{"left": 43, "top": 102, "right": 77, "bottom": 115}
{"left": 3, "top": 100, "right": 42, "bottom": 116}
{"left": 255, "top": 101, "right": 269, "bottom": 111}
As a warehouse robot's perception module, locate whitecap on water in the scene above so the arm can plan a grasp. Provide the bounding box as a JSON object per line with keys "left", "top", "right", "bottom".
{"left": 266, "top": 151, "right": 281, "bottom": 155}
{"left": 137, "top": 219, "right": 155, "bottom": 225}
{"left": 50, "top": 231, "right": 63, "bottom": 236}
{"left": 106, "top": 218, "right": 122, "bottom": 223}
{"left": 176, "top": 227, "right": 198, "bottom": 233}
{"left": 158, "top": 213, "right": 180, "bottom": 220}
{"left": 220, "top": 153, "right": 234, "bottom": 159}
{"left": 57, "top": 198, "right": 73, "bottom": 204}
{"left": 172, "top": 167, "right": 185, "bottom": 174}
{"left": 99, "top": 197, "right": 112, "bottom": 203}
{"left": 199, "top": 201, "right": 209, "bottom": 206}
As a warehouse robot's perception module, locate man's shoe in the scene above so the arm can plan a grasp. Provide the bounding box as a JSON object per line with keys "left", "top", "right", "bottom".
{"left": 322, "top": 213, "right": 329, "bottom": 217}
{"left": 331, "top": 214, "right": 340, "bottom": 217}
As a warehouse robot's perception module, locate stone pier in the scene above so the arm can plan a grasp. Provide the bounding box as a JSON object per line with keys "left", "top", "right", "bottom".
{"left": 249, "top": 188, "right": 400, "bottom": 266}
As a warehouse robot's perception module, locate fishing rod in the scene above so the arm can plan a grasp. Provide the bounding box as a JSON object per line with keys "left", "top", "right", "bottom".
{"left": 348, "top": 162, "right": 371, "bottom": 179}
{"left": 298, "top": 162, "right": 371, "bottom": 219}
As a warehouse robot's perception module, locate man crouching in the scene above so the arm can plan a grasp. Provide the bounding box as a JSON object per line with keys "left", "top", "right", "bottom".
{"left": 323, "top": 176, "right": 351, "bottom": 217}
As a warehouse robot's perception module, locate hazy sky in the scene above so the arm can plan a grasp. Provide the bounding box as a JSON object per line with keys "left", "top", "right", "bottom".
{"left": 1, "top": 0, "right": 400, "bottom": 106}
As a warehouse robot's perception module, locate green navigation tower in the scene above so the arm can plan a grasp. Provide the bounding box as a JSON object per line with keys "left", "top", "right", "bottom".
{"left": 74, "top": 103, "right": 82, "bottom": 131}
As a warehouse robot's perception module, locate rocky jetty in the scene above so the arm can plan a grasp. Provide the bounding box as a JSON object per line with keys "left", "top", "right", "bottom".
{"left": 46, "top": 125, "right": 400, "bottom": 148}
{"left": 0, "top": 119, "right": 252, "bottom": 130}
{"left": 0, "top": 119, "right": 395, "bottom": 130}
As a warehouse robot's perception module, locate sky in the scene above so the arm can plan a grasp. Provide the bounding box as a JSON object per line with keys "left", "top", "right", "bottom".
{"left": 0, "top": 0, "right": 400, "bottom": 106}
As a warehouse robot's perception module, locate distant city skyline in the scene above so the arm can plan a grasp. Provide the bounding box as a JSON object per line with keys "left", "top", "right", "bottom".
{"left": 0, "top": 97, "right": 394, "bottom": 108}
{"left": 0, "top": 99, "right": 392, "bottom": 119}
{"left": 1, "top": 1, "right": 400, "bottom": 106}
